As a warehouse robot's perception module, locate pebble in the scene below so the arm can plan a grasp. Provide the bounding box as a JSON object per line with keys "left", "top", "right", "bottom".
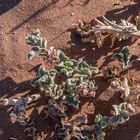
{"left": 0, "top": 25, "right": 3, "bottom": 28}
{"left": 71, "top": 13, "right": 74, "bottom": 16}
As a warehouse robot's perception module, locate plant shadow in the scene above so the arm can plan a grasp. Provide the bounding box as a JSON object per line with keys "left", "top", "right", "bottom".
{"left": 0, "top": 76, "right": 39, "bottom": 99}
{"left": 63, "top": 0, "right": 90, "bottom": 7}
{"left": 0, "top": 0, "right": 21, "bottom": 16}
{"left": 9, "top": 0, "right": 60, "bottom": 33}
{"left": 105, "top": 1, "right": 140, "bottom": 22}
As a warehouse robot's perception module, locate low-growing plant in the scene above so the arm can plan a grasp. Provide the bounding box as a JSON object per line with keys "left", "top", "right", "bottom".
{"left": 0, "top": 94, "right": 41, "bottom": 125}
{"left": 73, "top": 16, "right": 140, "bottom": 48}
{"left": 110, "top": 76, "right": 130, "bottom": 101}
{"left": 27, "top": 29, "right": 56, "bottom": 60}
{"left": 43, "top": 103, "right": 66, "bottom": 121}
{"left": 112, "top": 46, "right": 140, "bottom": 70}
{"left": 24, "top": 119, "right": 41, "bottom": 140}
{"left": 55, "top": 50, "right": 78, "bottom": 77}
{"left": 55, "top": 50, "right": 99, "bottom": 77}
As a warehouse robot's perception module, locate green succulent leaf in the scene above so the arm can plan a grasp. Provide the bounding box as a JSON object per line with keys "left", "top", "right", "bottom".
{"left": 95, "top": 114, "right": 103, "bottom": 124}
{"left": 61, "top": 67, "right": 74, "bottom": 77}
{"left": 100, "top": 116, "right": 110, "bottom": 128}
{"left": 121, "top": 46, "right": 129, "bottom": 56}
{"left": 81, "top": 61, "right": 90, "bottom": 68}
{"left": 109, "top": 116, "right": 120, "bottom": 124}
{"left": 112, "top": 53, "right": 124, "bottom": 62}
{"left": 32, "top": 29, "right": 40, "bottom": 37}
{"left": 38, "top": 67, "right": 49, "bottom": 77}
{"left": 80, "top": 68, "right": 92, "bottom": 78}
{"left": 57, "top": 50, "right": 69, "bottom": 63}
{"left": 120, "top": 111, "right": 129, "bottom": 121}
{"left": 65, "top": 60, "right": 74, "bottom": 67}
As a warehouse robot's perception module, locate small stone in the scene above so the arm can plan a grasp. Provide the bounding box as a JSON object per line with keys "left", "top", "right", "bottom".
{"left": 0, "top": 25, "right": 3, "bottom": 28}
{"left": 71, "top": 13, "right": 74, "bottom": 16}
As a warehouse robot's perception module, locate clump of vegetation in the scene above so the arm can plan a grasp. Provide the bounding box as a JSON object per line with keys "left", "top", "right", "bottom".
{"left": 112, "top": 46, "right": 140, "bottom": 70}
{"left": 24, "top": 119, "right": 41, "bottom": 140}
{"left": 1, "top": 25, "right": 139, "bottom": 140}
{"left": 0, "top": 94, "right": 41, "bottom": 125}
{"left": 27, "top": 29, "right": 99, "bottom": 109}
{"left": 73, "top": 16, "right": 140, "bottom": 48}
{"left": 27, "top": 29, "right": 56, "bottom": 60}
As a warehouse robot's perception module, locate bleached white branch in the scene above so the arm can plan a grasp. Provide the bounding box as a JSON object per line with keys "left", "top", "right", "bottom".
{"left": 74, "top": 16, "right": 140, "bottom": 48}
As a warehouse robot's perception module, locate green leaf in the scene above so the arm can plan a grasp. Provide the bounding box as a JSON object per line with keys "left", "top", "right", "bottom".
{"left": 109, "top": 116, "right": 120, "bottom": 124}
{"left": 65, "top": 60, "right": 74, "bottom": 67}
{"left": 80, "top": 68, "right": 92, "bottom": 78}
{"left": 38, "top": 67, "right": 48, "bottom": 77}
{"left": 32, "top": 29, "right": 40, "bottom": 37}
{"left": 120, "top": 111, "right": 129, "bottom": 121}
{"left": 95, "top": 114, "right": 102, "bottom": 124}
{"left": 81, "top": 61, "right": 89, "bottom": 68}
{"left": 41, "top": 39, "right": 47, "bottom": 48}
{"left": 112, "top": 53, "right": 124, "bottom": 62}
{"left": 121, "top": 46, "right": 129, "bottom": 56}
{"left": 100, "top": 116, "right": 110, "bottom": 128}
{"left": 57, "top": 50, "right": 68, "bottom": 63}
{"left": 61, "top": 67, "right": 74, "bottom": 77}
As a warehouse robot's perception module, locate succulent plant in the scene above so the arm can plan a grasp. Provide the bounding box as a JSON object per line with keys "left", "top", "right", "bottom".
{"left": 27, "top": 29, "right": 56, "bottom": 60}
{"left": 1, "top": 94, "right": 41, "bottom": 125}
{"left": 55, "top": 124, "right": 68, "bottom": 140}
{"left": 112, "top": 46, "right": 140, "bottom": 70}
{"left": 55, "top": 50, "right": 82, "bottom": 77}
{"left": 30, "top": 67, "right": 60, "bottom": 98}
{"left": 110, "top": 102, "right": 134, "bottom": 124}
{"left": 61, "top": 83, "right": 80, "bottom": 108}
{"left": 24, "top": 119, "right": 40, "bottom": 140}
{"left": 77, "top": 61, "right": 99, "bottom": 79}
{"left": 43, "top": 104, "right": 66, "bottom": 121}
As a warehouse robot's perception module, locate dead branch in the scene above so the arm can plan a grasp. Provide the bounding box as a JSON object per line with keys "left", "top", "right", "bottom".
{"left": 74, "top": 16, "right": 140, "bottom": 48}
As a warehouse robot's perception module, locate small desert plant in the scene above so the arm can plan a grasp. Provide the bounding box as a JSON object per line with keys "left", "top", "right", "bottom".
{"left": 43, "top": 104, "right": 66, "bottom": 121}
{"left": 55, "top": 50, "right": 77, "bottom": 77}
{"left": 30, "top": 67, "right": 60, "bottom": 98}
{"left": 110, "top": 102, "right": 135, "bottom": 124}
{"left": 55, "top": 124, "right": 68, "bottom": 140}
{"left": 24, "top": 119, "right": 40, "bottom": 140}
{"left": 27, "top": 29, "right": 56, "bottom": 60}
{"left": 0, "top": 94, "right": 41, "bottom": 125}
{"left": 92, "top": 102, "right": 134, "bottom": 140}
{"left": 112, "top": 46, "right": 140, "bottom": 70}
{"left": 73, "top": 16, "right": 140, "bottom": 48}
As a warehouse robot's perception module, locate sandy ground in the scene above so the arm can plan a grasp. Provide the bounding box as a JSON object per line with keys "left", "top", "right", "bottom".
{"left": 0, "top": 0, "right": 140, "bottom": 139}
